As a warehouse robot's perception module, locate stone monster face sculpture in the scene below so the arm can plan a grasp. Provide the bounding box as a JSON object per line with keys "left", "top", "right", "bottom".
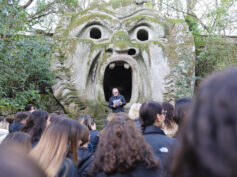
{"left": 52, "top": 3, "right": 195, "bottom": 116}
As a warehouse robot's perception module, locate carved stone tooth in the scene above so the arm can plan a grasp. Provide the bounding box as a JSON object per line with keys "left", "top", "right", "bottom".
{"left": 109, "top": 63, "right": 115, "bottom": 69}
{"left": 124, "top": 63, "right": 130, "bottom": 69}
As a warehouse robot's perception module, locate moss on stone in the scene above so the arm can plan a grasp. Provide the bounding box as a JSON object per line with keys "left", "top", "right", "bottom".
{"left": 125, "top": 16, "right": 164, "bottom": 26}
{"left": 166, "top": 18, "right": 185, "bottom": 25}
{"left": 111, "top": 0, "right": 134, "bottom": 9}
{"left": 63, "top": 13, "right": 113, "bottom": 37}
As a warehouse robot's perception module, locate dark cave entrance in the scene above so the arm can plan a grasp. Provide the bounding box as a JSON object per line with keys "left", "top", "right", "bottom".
{"left": 103, "top": 62, "right": 132, "bottom": 102}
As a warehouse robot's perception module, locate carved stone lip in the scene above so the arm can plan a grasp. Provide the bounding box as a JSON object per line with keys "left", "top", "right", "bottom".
{"left": 99, "top": 54, "right": 139, "bottom": 106}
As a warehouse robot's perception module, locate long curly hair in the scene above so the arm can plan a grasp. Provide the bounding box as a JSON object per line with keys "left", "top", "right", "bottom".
{"left": 90, "top": 112, "right": 158, "bottom": 175}
{"left": 172, "top": 68, "right": 237, "bottom": 177}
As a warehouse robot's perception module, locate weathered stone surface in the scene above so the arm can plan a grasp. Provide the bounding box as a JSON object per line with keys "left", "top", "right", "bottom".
{"left": 52, "top": 0, "right": 195, "bottom": 116}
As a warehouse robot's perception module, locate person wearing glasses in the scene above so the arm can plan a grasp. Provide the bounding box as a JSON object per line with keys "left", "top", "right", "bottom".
{"left": 139, "top": 101, "right": 176, "bottom": 177}
{"left": 108, "top": 88, "right": 126, "bottom": 113}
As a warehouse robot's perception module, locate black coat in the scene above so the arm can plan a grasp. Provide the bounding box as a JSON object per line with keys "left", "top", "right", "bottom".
{"left": 57, "top": 158, "right": 79, "bottom": 177}
{"left": 143, "top": 126, "right": 176, "bottom": 176}
{"left": 108, "top": 94, "right": 126, "bottom": 113}
{"left": 91, "top": 164, "right": 163, "bottom": 177}
{"left": 78, "top": 147, "right": 94, "bottom": 177}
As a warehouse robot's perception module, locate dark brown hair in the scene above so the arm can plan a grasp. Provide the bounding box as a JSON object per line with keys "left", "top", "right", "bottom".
{"left": 2, "top": 132, "right": 31, "bottom": 152}
{"left": 0, "top": 145, "right": 46, "bottom": 177}
{"left": 162, "top": 102, "right": 175, "bottom": 129}
{"left": 14, "top": 112, "right": 29, "bottom": 123}
{"left": 139, "top": 101, "right": 162, "bottom": 130}
{"left": 174, "top": 98, "right": 192, "bottom": 125}
{"left": 79, "top": 124, "right": 90, "bottom": 146}
{"left": 172, "top": 68, "right": 237, "bottom": 177}
{"left": 21, "top": 110, "right": 49, "bottom": 143}
{"left": 90, "top": 112, "right": 158, "bottom": 175}
{"left": 78, "top": 114, "right": 94, "bottom": 130}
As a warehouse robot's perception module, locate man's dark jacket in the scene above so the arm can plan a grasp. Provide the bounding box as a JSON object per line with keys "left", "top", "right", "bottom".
{"left": 108, "top": 94, "right": 126, "bottom": 113}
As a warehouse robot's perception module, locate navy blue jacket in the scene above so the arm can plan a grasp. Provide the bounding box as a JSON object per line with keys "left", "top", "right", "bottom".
{"left": 108, "top": 94, "right": 126, "bottom": 113}
{"left": 88, "top": 130, "right": 99, "bottom": 153}
{"left": 57, "top": 158, "right": 79, "bottom": 177}
{"left": 9, "top": 122, "right": 24, "bottom": 133}
{"left": 77, "top": 147, "right": 94, "bottom": 177}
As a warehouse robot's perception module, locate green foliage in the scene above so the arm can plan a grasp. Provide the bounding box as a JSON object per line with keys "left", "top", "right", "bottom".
{"left": 185, "top": 15, "right": 237, "bottom": 80}
{"left": 0, "top": 36, "right": 54, "bottom": 110}
{"left": 0, "top": 1, "right": 55, "bottom": 111}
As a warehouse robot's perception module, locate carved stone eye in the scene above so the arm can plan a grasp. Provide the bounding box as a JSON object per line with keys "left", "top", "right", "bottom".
{"left": 90, "top": 27, "right": 102, "bottom": 39}
{"left": 137, "top": 29, "right": 149, "bottom": 41}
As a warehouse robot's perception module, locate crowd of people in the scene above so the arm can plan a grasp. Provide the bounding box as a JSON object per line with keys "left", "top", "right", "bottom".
{"left": 0, "top": 68, "right": 236, "bottom": 177}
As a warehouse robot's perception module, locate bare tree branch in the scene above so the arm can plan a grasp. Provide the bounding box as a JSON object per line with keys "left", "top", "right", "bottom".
{"left": 21, "top": 0, "right": 34, "bottom": 9}
{"left": 159, "top": 1, "right": 210, "bottom": 32}
{"left": 26, "top": 2, "right": 55, "bottom": 21}
{"left": 26, "top": 10, "right": 57, "bottom": 22}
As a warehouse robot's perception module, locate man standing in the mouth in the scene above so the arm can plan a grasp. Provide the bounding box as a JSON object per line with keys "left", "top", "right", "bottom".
{"left": 109, "top": 88, "right": 126, "bottom": 113}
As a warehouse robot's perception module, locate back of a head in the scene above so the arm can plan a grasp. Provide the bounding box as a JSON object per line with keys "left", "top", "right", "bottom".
{"left": 30, "top": 117, "right": 81, "bottom": 177}
{"left": 128, "top": 103, "right": 142, "bottom": 120}
{"left": 0, "top": 145, "right": 46, "bottom": 177}
{"left": 78, "top": 114, "right": 93, "bottom": 130}
{"left": 90, "top": 112, "right": 158, "bottom": 175}
{"left": 21, "top": 110, "right": 49, "bottom": 143}
{"left": 172, "top": 68, "right": 237, "bottom": 177}
{"left": 30, "top": 118, "right": 71, "bottom": 177}
{"left": 162, "top": 102, "right": 175, "bottom": 128}
{"left": 174, "top": 98, "right": 192, "bottom": 126}
{"left": 139, "top": 101, "right": 162, "bottom": 128}
{"left": 14, "top": 112, "right": 29, "bottom": 123}
{"left": 2, "top": 132, "right": 31, "bottom": 152}
{"left": 25, "top": 105, "right": 34, "bottom": 111}
{"left": 79, "top": 124, "right": 90, "bottom": 146}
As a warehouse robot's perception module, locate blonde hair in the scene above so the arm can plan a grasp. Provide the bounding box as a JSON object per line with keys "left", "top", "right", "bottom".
{"left": 128, "top": 103, "right": 142, "bottom": 120}
{"left": 29, "top": 118, "right": 80, "bottom": 177}
{"left": 107, "top": 113, "right": 116, "bottom": 122}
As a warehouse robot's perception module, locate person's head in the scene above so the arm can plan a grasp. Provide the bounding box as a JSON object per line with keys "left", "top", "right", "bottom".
{"left": 107, "top": 113, "right": 116, "bottom": 122}
{"left": 112, "top": 88, "right": 119, "bottom": 97}
{"left": 139, "top": 101, "right": 165, "bottom": 129}
{"left": 172, "top": 68, "right": 237, "bottom": 177}
{"left": 21, "top": 110, "right": 49, "bottom": 143}
{"left": 79, "top": 124, "right": 90, "bottom": 147}
{"left": 128, "top": 103, "right": 142, "bottom": 120}
{"left": 0, "top": 145, "right": 46, "bottom": 177}
{"left": 30, "top": 117, "right": 82, "bottom": 177}
{"left": 1, "top": 132, "right": 31, "bottom": 152}
{"left": 14, "top": 112, "right": 29, "bottom": 124}
{"left": 25, "top": 105, "right": 34, "bottom": 112}
{"left": 174, "top": 98, "right": 192, "bottom": 126}
{"left": 90, "top": 112, "right": 158, "bottom": 175}
{"left": 78, "top": 114, "right": 94, "bottom": 130}
{"left": 162, "top": 102, "right": 175, "bottom": 129}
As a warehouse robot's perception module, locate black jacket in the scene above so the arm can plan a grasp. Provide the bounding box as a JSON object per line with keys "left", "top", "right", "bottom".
{"left": 143, "top": 126, "right": 176, "bottom": 175}
{"left": 91, "top": 164, "right": 163, "bottom": 177}
{"left": 57, "top": 158, "right": 79, "bottom": 177}
{"left": 9, "top": 122, "right": 24, "bottom": 133}
{"left": 108, "top": 94, "right": 126, "bottom": 113}
{"left": 78, "top": 147, "right": 94, "bottom": 177}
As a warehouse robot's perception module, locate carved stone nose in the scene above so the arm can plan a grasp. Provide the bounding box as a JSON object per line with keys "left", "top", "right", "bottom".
{"left": 106, "top": 45, "right": 139, "bottom": 57}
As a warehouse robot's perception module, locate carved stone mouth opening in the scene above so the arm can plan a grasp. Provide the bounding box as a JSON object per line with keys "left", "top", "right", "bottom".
{"left": 103, "top": 61, "right": 132, "bottom": 102}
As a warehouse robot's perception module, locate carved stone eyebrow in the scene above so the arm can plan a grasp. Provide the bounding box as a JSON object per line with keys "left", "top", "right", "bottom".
{"left": 125, "top": 16, "right": 162, "bottom": 31}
